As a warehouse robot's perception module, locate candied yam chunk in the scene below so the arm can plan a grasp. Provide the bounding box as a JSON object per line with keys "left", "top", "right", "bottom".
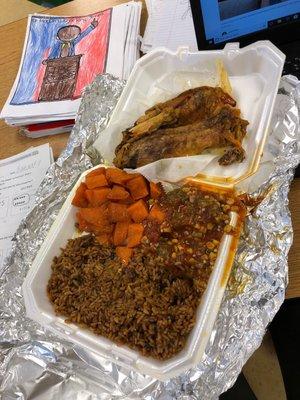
{"left": 76, "top": 211, "right": 89, "bottom": 231}
{"left": 150, "top": 182, "right": 162, "bottom": 199}
{"left": 115, "top": 195, "right": 135, "bottom": 205}
{"left": 126, "top": 175, "right": 149, "bottom": 200}
{"left": 105, "top": 168, "right": 133, "bottom": 185}
{"left": 113, "top": 222, "right": 129, "bottom": 246}
{"left": 149, "top": 204, "right": 165, "bottom": 224}
{"left": 72, "top": 183, "right": 88, "bottom": 207}
{"left": 127, "top": 200, "right": 149, "bottom": 222}
{"left": 116, "top": 246, "right": 133, "bottom": 265}
{"left": 76, "top": 215, "right": 113, "bottom": 236}
{"left": 108, "top": 202, "right": 130, "bottom": 222}
{"left": 78, "top": 207, "right": 108, "bottom": 226}
{"left": 85, "top": 188, "right": 110, "bottom": 207}
{"left": 86, "top": 167, "right": 106, "bottom": 178}
{"left": 96, "top": 233, "right": 111, "bottom": 245}
{"left": 85, "top": 174, "right": 108, "bottom": 189}
{"left": 86, "top": 223, "right": 113, "bottom": 235}
{"left": 107, "top": 185, "right": 130, "bottom": 201}
{"left": 126, "top": 223, "right": 144, "bottom": 248}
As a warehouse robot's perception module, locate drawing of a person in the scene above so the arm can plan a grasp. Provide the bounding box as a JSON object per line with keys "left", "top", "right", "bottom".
{"left": 48, "top": 18, "right": 98, "bottom": 59}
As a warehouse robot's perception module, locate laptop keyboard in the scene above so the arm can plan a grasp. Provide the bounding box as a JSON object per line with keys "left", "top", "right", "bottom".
{"left": 282, "top": 56, "right": 300, "bottom": 79}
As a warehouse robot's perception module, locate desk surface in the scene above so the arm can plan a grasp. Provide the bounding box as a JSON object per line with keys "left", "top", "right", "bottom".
{"left": 0, "top": 0, "right": 299, "bottom": 298}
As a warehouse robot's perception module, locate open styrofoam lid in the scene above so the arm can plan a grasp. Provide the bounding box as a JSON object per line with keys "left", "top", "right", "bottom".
{"left": 94, "top": 41, "right": 285, "bottom": 188}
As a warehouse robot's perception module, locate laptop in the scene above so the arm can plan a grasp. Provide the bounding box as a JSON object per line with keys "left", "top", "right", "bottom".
{"left": 190, "top": 0, "right": 300, "bottom": 78}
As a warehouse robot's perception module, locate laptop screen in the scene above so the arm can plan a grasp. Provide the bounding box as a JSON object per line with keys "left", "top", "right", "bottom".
{"left": 199, "top": 0, "right": 300, "bottom": 45}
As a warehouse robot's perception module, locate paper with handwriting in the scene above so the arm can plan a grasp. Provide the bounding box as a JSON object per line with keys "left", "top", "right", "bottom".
{"left": 0, "top": 144, "right": 52, "bottom": 272}
{"left": 142, "top": 0, "right": 197, "bottom": 53}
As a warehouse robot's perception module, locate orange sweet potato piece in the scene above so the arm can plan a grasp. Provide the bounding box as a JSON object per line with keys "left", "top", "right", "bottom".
{"left": 127, "top": 200, "right": 149, "bottom": 222}
{"left": 113, "top": 222, "right": 129, "bottom": 246}
{"left": 116, "top": 246, "right": 133, "bottom": 265}
{"left": 107, "top": 185, "right": 130, "bottom": 201}
{"left": 108, "top": 202, "right": 130, "bottom": 222}
{"left": 126, "top": 223, "right": 144, "bottom": 248}
{"left": 79, "top": 207, "right": 108, "bottom": 226}
{"left": 76, "top": 211, "right": 89, "bottom": 231}
{"left": 86, "top": 167, "right": 106, "bottom": 178}
{"left": 72, "top": 183, "right": 88, "bottom": 207}
{"left": 88, "top": 222, "right": 113, "bottom": 235}
{"left": 76, "top": 211, "right": 113, "bottom": 234}
{"left": 85, "top": 188, "right": 110, "bottom": 206}
{"left": 149, "top": 204, "right": 165, "bottom": 224}
{"left": 96, "top": 233, "right": 111, "bottom": 245}
{"left": 106, "top": 168, "right": 133, "bottom": 185}
{"left": 126, "top": 175, "right": 149, "bottom": 200}
{"left": 85, "top": 174, "right": 108, "bottom": 189}
{"left": 150, "top": 182, "right": 162, "bottom": 199}
{"left": 115, "top": 195, "right": 135, "bottom": 205}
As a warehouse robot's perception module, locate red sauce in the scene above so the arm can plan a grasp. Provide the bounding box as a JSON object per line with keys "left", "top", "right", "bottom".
{"left": 143, "top": 184, "right": 246, "bottom": 281}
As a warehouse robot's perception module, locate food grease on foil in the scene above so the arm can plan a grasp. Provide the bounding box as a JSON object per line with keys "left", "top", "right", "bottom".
{"left": 0, "top": 74, "right": 299, "bottom": 399}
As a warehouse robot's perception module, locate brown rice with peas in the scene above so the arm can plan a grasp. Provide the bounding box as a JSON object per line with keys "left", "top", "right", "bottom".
{"left": 47, "top": 185, "right": 245, "bottom": 360}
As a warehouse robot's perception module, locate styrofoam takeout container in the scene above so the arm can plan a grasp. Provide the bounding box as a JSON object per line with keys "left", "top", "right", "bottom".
{"left": 94, "top": 41, "right": 285, "bottom": 187}
{"left": 23, "top": 165, "right": 243, "bottom": 381}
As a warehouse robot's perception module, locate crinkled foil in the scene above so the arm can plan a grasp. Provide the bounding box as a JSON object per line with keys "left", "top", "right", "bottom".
{"left": 1, "top": 74, "right": 299, "bottom": 399}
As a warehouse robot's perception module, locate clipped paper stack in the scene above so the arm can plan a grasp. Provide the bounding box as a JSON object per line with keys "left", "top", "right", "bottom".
{"left": 1, "top": 2, "right": 141, "bottom": 137}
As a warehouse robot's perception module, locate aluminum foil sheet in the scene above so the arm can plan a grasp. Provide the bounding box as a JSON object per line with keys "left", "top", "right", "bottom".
{"left": 1, "top": 74, "right": 299, "bottom": 399}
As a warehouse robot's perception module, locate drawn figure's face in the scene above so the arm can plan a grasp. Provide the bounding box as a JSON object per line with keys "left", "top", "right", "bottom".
{"left": 57, "top": 25, "right": 81, "bottom": 42}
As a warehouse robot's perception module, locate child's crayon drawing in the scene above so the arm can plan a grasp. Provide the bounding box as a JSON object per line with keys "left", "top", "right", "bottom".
{"left": 10, "top": 9, "right": 111, "bottom": 105}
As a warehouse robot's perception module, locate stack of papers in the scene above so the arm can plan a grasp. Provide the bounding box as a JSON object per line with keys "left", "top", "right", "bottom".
{"left": 0, "top": 144, "right": 52, "bottom": 272}
{"left": 142, "top": 0, "right": 197, "bottom": 53}
{"left": 0, "top": 2, "right": 141, "bottom": 136}
{"left": 20, "top": 119, "right": 75, "bottom": 138}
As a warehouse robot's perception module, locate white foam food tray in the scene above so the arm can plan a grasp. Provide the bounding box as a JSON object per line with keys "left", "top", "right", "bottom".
{"left": 94, "top": 41, "right": 285, "bottom": 188}
{"left": 23, "top": 165, "right": 242, "bottom": 381}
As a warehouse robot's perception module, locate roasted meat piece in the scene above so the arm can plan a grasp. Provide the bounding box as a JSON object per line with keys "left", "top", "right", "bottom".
{"left": 129, "top": 86, "right": 237, "bottom": 137}
{"left": 114, "top": 86, "right": 248, "bottom": 169}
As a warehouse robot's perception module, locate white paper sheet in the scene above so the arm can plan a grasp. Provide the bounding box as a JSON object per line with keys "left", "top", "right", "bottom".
{"left": 0, "top": 144, "right": 52, "bottom": 272}
{"left": 106, "top": 3, "right": 129, "bottom": 80}
{"left": 125, "top": 3, "right": 141, "bottom": 80}
{"left": 141, "top": 0, "right": 157, "bottom": 52}
{"left": 142, "top": 0, "right": 198, "bottom": 53}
